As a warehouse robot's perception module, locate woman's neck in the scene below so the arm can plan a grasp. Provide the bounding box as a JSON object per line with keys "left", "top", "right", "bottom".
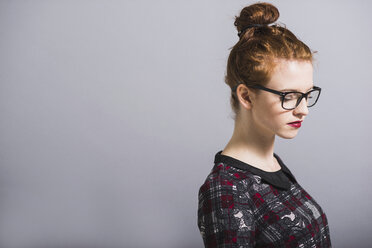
{"left": 222, "top": 113, "right": 280, "bottom": 172}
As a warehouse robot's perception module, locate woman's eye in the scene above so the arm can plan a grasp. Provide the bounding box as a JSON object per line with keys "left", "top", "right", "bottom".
{"left": 284, "top": 94, "right": 296, "bottom": 100}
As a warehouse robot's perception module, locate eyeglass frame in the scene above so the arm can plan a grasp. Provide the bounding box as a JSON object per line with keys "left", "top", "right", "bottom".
{"left": 232, "top": 82, "right": 322, "bottom": 110}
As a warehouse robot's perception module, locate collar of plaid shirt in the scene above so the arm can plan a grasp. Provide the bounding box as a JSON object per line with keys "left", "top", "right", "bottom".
{"left": 214, "top": 150, "right": 298, "bottom": 190}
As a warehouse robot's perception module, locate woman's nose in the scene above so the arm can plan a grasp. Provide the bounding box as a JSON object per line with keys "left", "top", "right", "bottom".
{"left": 293, "top": 97, "right": 309, "bottom": 116}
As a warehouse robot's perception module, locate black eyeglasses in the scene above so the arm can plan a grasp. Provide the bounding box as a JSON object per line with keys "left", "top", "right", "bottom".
{"left": 232, "top": 83, "right": 321, "bottom": 110}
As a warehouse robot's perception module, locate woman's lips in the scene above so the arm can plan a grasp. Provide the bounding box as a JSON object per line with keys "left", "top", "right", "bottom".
{"left": 288, "top": 121, "right": 302, "bottom": 128}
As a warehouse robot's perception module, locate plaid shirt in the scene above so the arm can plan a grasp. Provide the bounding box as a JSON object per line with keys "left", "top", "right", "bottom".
{"left": 197, "top": 151, "right": 332, "bottom": 247}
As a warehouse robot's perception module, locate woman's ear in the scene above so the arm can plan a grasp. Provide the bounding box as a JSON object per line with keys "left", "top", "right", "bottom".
{"left": 237, "top": 84, "right": 255, "bottom": 110}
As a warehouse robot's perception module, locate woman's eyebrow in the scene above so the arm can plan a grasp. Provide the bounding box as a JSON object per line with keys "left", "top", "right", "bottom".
{"left": 280, "top": 85, "right": 314, "bottom": 91}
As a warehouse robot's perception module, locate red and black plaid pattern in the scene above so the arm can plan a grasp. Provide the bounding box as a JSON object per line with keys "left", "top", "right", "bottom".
{"left": 197, "top": 153, "right": 332, "bottom": 247}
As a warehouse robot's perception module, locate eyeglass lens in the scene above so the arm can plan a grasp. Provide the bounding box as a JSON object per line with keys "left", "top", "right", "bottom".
{"left": 282, "top": 90, "right": 320, "bottom": 109}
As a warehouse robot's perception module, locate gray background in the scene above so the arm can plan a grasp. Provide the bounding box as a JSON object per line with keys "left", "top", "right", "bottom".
{"left": 1, "top": 0, "right": 371, "bottom": 247}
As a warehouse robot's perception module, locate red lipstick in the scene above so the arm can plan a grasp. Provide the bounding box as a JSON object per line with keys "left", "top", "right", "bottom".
{"left": 288, "top": 121, "right": 302, "bottom": 128}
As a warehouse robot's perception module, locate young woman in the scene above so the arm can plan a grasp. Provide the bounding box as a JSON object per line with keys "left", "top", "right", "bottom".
{"left": 197, "top": 2, "right": 332, "bottom": 247}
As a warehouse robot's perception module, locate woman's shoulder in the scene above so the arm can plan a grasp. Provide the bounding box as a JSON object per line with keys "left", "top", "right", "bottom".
{"left": 199, "top": 161, "right": 260, "bottom": 196}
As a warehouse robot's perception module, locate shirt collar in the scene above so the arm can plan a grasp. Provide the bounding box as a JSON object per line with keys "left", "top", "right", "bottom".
{"left": 214, "top": 150, "right": 297, "bottom": 190}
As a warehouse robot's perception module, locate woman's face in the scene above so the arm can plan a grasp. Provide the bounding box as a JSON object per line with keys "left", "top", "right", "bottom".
{"left": 250, "top": 59, "right": 314, "bottom": 139}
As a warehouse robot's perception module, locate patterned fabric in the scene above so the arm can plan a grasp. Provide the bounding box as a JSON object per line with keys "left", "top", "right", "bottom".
{"left": 197, "top": 151, "right": 332, "bottom": 248}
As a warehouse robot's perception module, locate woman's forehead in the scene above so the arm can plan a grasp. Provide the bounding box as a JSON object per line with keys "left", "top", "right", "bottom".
{"left": 268, "top": 60, "right": 313, "bottom": 91}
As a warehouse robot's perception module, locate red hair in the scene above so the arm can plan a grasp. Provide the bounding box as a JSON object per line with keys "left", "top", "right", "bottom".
{"left": 225, "top": 2, "right": 316, "bottom": 119}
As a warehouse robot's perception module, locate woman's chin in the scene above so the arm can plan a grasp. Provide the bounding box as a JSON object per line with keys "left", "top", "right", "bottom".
{"left": 276, "top": 130, "right": 299, "bottom": 139}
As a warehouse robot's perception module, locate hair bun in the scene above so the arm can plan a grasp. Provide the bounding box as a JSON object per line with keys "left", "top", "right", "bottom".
{"left": 234, "top": 2, "right": 280, "bottom": 33}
